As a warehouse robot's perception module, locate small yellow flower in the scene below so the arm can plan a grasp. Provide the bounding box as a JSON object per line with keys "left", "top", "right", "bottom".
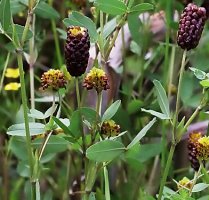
{"left": 4, "top": 82, "right": 21, "bottom": 91}
{"left": 40, "top": 69, "right": 67, "bottom": 91}
{"left": 5, "top": 68, "right": 20, "bottom": 78}
{"left": 83, "top": 67, "right": 110, "bottom": 93}
{"left": 177, "top": 177, "right": 192, "bottom": 190}
{"left": 197, "top": 136, "right": 209, "bottom": 160}
{"left": 68, "top": 26, "right": 85, "bottom": 37}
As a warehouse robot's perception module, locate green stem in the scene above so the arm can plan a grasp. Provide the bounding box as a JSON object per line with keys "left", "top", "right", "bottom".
{"left": 17, "top": 52, "right": 35, "bottom": 199}
{"left": 96, "top": 92, "right": 102, "bottom": 116}
{"left": 189, "top": 165, "right": 202, "bottom": 196}
{"left": 0, "top": 53, "right": 10, "bottom": 93}
{"left": 104, "top": 165, "right": 111, "bottom": 200}
{"left": 158, "top": 50, "right": 187, "bottom": 200}
{"left": 158, "top": 143, "right": 175, "bottom": 200}
{"left": 51, "top": 20, "right": 62, "bottom": 68}
{"left": 75, "top": 78, "right": 81, "bottom": 108}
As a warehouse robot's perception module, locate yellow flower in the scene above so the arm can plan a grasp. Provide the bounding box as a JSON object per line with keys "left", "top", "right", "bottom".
{"left": 101, "top": 120, "right": 120, "bottom": 138}
{"left": 177, "top": 177, "right": 192, "bottom": 190}
{"left": 4, "top": 82, "right": 21, "bottom": 91}
{"left": 68, "top": 26, "right": 85, "bottom": 37}
{"left": 83, "top": 67, "right": 110, "bottom": 93}
{"left": 5, "top": 68, "right": 20, "bottom": 78}
{"left": 197, "top": 136, "right": 209, "bottom": 160}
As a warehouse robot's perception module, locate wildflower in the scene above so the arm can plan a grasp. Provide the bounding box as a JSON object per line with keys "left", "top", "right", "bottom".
{"left": 4, "top": 82, "right": 21, "bottom": 91}
{"left": 177, "top": 177, "right": 193, "bottom": 190}
{"left": 101, "top": 120, "right": 120, "bottom": 138}
{"left": 83, "top": 67, "right": 110, "bottom": 93}
{"left": 40, "top": 69, "right": 67, "bottom": 91}
{"left": 177, "top": 3, "right": 206, "bottom": 50}
{"left": 65, "top": 26, "right": 90, "bottom": 77}
{"left": 5, "top": 68, "right": 20, "bottom": 78}
{"left": 188, "top": 132, "right": 202, "bottom": 171}
{"left": 197, "top": 136, "right": 209, "bottom": 160}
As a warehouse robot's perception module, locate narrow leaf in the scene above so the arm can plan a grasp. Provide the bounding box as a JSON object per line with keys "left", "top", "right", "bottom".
{"left": 141, "top": 108, "right": 170, "bottom": 119}
{"left": 52, "top": 117, "right": 73, "bottom": 136}
{"left": 0, "top": 0, "right": 12, "bottom": 31}
{"left": 127, "top": 118, "right": 156, "bottom": 149}
{"left": 102, "top": 100, "right": 121, "bottom": 122}
{"left": 153, "top": 80, "right": 170, "bottom": 118}
{"left": 192, "top": 183, "right": 209, "bottom": 193}
{"left": 86, "top": 140, "right": 125, "bottom": 162}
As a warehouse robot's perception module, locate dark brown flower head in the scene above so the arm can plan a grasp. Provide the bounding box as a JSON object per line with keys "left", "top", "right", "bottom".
{"left": 65, "top": 26, "right": 90, "bottom": 77}
{"left": 177, "top": 3, "right": 206, "bottom": 50}
{"left": 40, "top": 69, "right": 67, "bottom": 91}
{"left": 72, "top": 0, "right": 86, "bottom": 7}
{"left": 83, "top": 67, "right": 110, "bottom": 93}
{"left": 188, "top": 132, "right": 202, "bottom": 171}
{"left": 101, "top": 120, "right": 120, "bottom": 138}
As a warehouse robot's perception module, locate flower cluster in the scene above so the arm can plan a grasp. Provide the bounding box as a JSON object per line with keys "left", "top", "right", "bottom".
{"left": 177, "top": 3, "right": 206, "bottom": 50}
{"left": 177, "top": 177, "right": 193, "bottom": 190}
{"left": 83, "top": 67, "right": 110, "bottom": 93}
{"left": 101, "top": 120, "right": 120, "bottom": 138}
{"left": 187, "top": 132, "right": 209, "bottom": 171}
{"left": 40, "top": 69, "right": 67, "bottom": 91}
{"left": 65, "top": 26, "right": 90, "bottom": 77}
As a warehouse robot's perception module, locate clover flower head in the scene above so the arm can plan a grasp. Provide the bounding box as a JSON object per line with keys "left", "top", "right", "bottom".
{"left": 83, "top": 67, "right": 110, "bottom": 93}
{"left": 197, "top": 136, "right": 209, "bottom": 160}
{"left": 177, "top": 177, "right": 192, "bottom": 190}
{"left": 101, "top": 120, "right": 120, "bottom": 138}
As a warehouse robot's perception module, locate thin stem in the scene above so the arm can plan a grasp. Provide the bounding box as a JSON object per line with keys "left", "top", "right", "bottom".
{"left": 104, "top": 166, "right": 111, "bottom": 200}
{"left": 158, "top": 143, "right": 175, "bottom": 200}
{"left": 51, "top": 20, "right": 62, "bottom": 67}
{"left": 189, "top": 165, "right": 202, "bottom": 196}
{"left": 17, "top": 52, "right": 35, "bottom": 199}
{"left": 96, "top": 92, "right": 102, "bottom": 115}
{"left": 0, "top": 53, "right": 10, "bottom": 93}
{"left": 75, "top": 78, "right": 81, "bottom": 108}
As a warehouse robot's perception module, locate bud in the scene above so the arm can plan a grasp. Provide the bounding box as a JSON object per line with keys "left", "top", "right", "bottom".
{"left": 177, "top": 3, "right": 206, "bottom": 50}
{"left": 83, "top": 67, "right": 110, "bottom": 93}
{"left": 188, "top": 132, "right": 202, "bottom": 171}
{"left": 101, "top": 120, "right": 120, "bottom": 138}
{"left": 197, "top": 136, "right": 209, "bottom": 160}
{"left": 177, "top": 177, "right": 193, "bottom": 190}
{"left": 40, "top": 69, "right": 67, "bottom": 91}
{"left": 65, "top": 26, "right": 90, "bottom": 77}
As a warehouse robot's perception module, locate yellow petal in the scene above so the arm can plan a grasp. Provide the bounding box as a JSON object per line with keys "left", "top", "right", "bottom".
{"left": 5, "top": 68, "right": 20, "bottom": 78}
{"left": 4, "top": 82, "right": 21, "bottom": 91}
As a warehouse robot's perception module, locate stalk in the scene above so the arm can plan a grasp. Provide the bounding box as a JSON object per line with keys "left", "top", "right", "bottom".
{"left": 0, "top": 53, "right": 10, "bottom": 93}
{"left": 17, "top": 52, "right": 35, "bottom": 199}
{"left": 158, "top": 50, "right": 187, "bottom": 200}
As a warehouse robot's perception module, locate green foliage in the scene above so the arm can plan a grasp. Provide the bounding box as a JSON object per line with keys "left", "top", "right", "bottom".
{"left": 0, "top": 0, "right": 12, "bottom": 31}
{"left": 86, "top": 140, "right": 125, "bottom": 162}
{"left": 95, "top": 0, "right": 127, "bottom": 15}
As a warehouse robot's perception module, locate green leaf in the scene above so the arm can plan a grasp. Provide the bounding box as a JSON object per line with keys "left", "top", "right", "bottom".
{"left": 130, "top": 3, "right": 154, "bottom": 13}
{"left": 127, "top": 12, "right": 141, "bottom": 44}
{"left": 103, "top": 18, "right": 117, "bottom": 39}
{"left": 17, "top": 161, "right": 30, "bottom": 178}
{"left": 69, "top": 110, "right": 82, "bottom": 138}
{"left": 7, "top": 24, "right": 33, "bottom": 40}
{"left": 9, "top": 136, "right": 27, "bottom": 160}
{"left": 102, "top": 100, "right": 121, "bottom": 122}
{"left": 141, "top": 108, "right": 169, "bottom": 119}
{"left": 35, "top": 2, "right": 60, "bottom": 20}
{"left": 198, "top": 196, "right": 209, "bottom": 200}
{"left": 95, "top": 0, "right": 127, "bottom": 15}
{"left": 127, "top": 118, "right": 156, "bottom": 149}
{"left": 86, "top": 140, "right": 125, "bottom": 162}
{"left": 192, "top": 183, "right": 209, "bottom": 193}
{"left": 11, "top": 1, "right": 26, "bottom": 15}
{"left": 0, "top": 0, "right": 12, "bottom": 31}
{"left": 32, "top": 135, "right": 69, "bottom": 154}
{"left": 28, "top": 108, "right": 45, "bottom": 119}
{"left": 89, "top": 193, "right": 96, "bottom": 200}
{"left": 200, "top": 79, "right": 209, "bottom": 88}
{"left": 127, "top": 99, "right": 143, "bottom": 114}
{"left": 153, "top": 80, "right": 170, "bottom": 118}
{"left": 52, "top": 117, "right": 73, "bottom": 136}
{"left": 190, "top": 67, "right": 206, "bottom": 80}
{"left": 63, "top": 11, "right": 98, "bottom": 43}
{"left": 7, "top": 123, "right": 45, "bottom": 136}
{"left": 80, "top": 107, "right": 100, "bottom": 124}
{"left": 44, "top": 105, "right": 58, "bottom": 119}
{"left": 126, "top": 143, "right": 162, "bottom": 163}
